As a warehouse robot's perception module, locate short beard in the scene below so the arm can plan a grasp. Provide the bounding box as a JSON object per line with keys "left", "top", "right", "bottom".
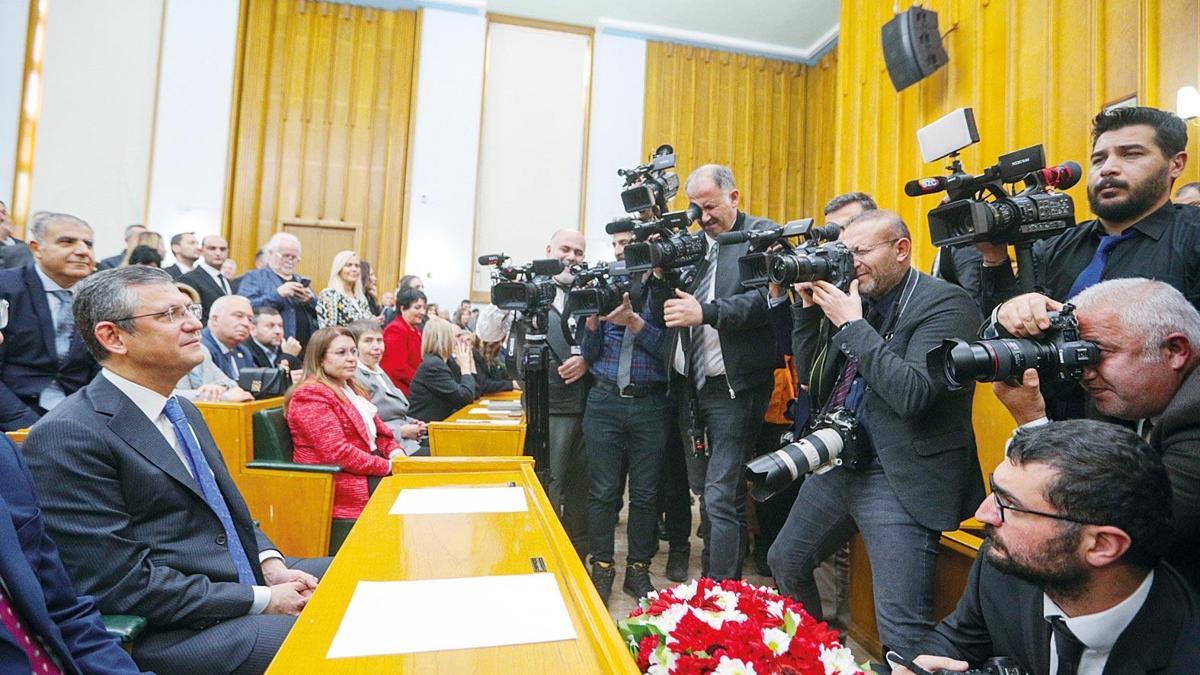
{"left": 982, "top": 526, "right": 1091, "bottom": 601}
{"left": 1088, "top": 163, "right": 1169, "bottom": 223}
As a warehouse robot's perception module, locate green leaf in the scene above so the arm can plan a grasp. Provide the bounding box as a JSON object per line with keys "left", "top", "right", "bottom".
{"left": 783, "top": 610, "right": 797, "bottom": 637}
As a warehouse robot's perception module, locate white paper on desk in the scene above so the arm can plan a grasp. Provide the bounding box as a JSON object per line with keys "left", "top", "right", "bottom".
{"left": 486, "top": 400, "right": 523, "bottom": 411}
{"left": 390, "top": 486, "right": 527, "bottom": 515}
{"left": 468, "top": 407, "right": 521, "bottom": 416}
{"left": 326, "top": 574, "right": 577, "bottom": 658}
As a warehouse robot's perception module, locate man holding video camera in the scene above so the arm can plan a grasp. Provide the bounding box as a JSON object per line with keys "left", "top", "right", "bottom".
{"left": 767, "top": 209, "right": 983, "bottom": 653}
{"left": 655, "top": 164, "right": 777, "bottom": 580}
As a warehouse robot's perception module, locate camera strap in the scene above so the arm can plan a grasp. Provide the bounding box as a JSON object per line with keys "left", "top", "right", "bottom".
{"left": 879, "top": 268, "right": 919, "bottom": 343}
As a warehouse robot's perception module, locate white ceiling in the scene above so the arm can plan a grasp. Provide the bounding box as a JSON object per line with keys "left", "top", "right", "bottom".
{"left": 346, "top": 0, "right": 841, "bottom": 63}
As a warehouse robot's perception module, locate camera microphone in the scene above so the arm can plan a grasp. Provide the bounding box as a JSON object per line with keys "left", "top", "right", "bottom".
{"left": 715, "top": 230, "right": 752, "bottom": 245}
{"left": 478, "top": 253, "right": 505, "bottom": 266}
{"left": 605, "top": 218, "right": 637, "bottom": 235}
{"left": 1033, "top": 161, "right": 1082, "bottom": 190}
{"left": 903, "top": 175, "right": 950, "bottom": 197}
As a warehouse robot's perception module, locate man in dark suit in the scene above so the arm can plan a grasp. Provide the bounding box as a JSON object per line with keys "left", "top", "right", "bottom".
{"left": 650, "top": 164, "right": 778, "bottom": 581}
{"left": 0, "top": 211, "right": 99, "bottom": 431}
{"left": 244, "top": 307, "right": 301, "bottom": 371}
{"left": 200, "top": 295, "right": 256, "bottom": 381}
{"left": 164, "top": 231, "right": 200, "bottom": 280}
{"left": 0, "top": 199, "right": 33, "bottom": 270}
{"left": 767, "top": 209, "right": 983, "bottom": 654}
{"left": 179, "top": 235, "right": 238, "bottom": 322}
{"left": 22, "top": 266, "right": 331, "bottom": 675}
{"left": 0, "top": 430, "right": 145, "bottom": 674}
{"left": 992, "top": 277, "right": 1200, "bottom": 588}
{"left": 97, "top": 224, "right": 147, "bottom": 271}
{"left": 898, "top": 420, "right": 1200, "bottom": 675}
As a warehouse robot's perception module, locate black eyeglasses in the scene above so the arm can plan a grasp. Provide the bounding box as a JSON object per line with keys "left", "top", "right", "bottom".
{"left": 113, "top": 304, "right": 202, "bottom": 325}
{"left": 989, "top": 473, "right": 1096, "bottom": 525}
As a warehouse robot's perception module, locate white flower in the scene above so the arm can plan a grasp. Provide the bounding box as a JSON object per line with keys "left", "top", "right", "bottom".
{"left": 712, "top": 655, "right": 757, "bottom": 675}
{"left": 761, "top": 627, "right": 792, "bottom": 656}
{"left": 646, "top": 645, "right": 679, "bottom": 675}
{"left": 819, "top": 644, "right": 860, "bottom": 675}
{"left": 672, "top": 579, "right": 699, "bottom": 602}
{"left": 649, "top": 603, "right": 690, "bottom": 642}
{"left": 766, "top": 599, "right": 785, "bottom": 619}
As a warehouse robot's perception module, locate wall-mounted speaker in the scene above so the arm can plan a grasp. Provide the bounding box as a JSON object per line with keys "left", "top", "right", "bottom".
{"left": 881, "top": 6, "right": 948, "bottom": 92}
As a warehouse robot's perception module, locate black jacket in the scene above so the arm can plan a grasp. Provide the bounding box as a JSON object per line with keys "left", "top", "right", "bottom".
{"left": 242, "top": 338, "right": 300, "bottom": 371}
{"left": 177, "top": 267, "right": 239, "bottom": 323}
{"left": 408, "top": 353, "right": 478, "bottom": 422}
{"left": 1149, "top": 365, "right": 1200, "bottom": 588}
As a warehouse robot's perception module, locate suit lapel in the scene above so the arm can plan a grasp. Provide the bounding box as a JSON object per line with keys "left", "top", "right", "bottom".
{"left": 22, "top": 266, "right": 58, "bottom": 359}
{"left": 338, "top": 390, "right": 373, "bottom": 447}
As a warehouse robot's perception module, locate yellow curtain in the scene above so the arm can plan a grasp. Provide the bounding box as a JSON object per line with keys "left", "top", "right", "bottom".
{"left": 642, "top": 42, "right": 838, "bottom": 223}
{"left": 225, "top": 0, "right": 418, "bottom": 292}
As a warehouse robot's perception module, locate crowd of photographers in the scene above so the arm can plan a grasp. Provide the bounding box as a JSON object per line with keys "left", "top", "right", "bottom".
{"left": 487, "top": 105, "right": 1200, "bottom": 672}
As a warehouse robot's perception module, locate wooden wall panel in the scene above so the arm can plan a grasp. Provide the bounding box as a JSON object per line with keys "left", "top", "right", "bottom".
{"left": 225, "top": 0, "right": 417, "bottom": 292}
{"left": 642, "top": 43, "right": 838, "bottom": 224}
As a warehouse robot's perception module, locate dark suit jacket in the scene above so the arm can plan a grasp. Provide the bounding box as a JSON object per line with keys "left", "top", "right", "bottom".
{"left": 792, "top": 269, "right": 984, "bottom": 531}
{"left": 178, "top": 267, "right": 237, "bottom": 323}
{"left": 163, "top": 263, "right": 186, "bottom": 280}
{"left": 651, "top": 211, "right": 779, "bottom": 394}
{"left": 1149, "top": 365, "right": 1200, "bottom": 587}
{"left": 243, "top": 338, "right": 300, "bottom": 371}
{"left": 408, "top": 354, "right": 478, "bottom": 422}
{"left": 473, "top": 350, "right": 514, "bottom": 394}
{"left": 200, "top": 328, "right": 254, "bottom": 380}
{"left": 22, "top": 373, "right": 276, "bottom": 632}
{"left": 0, "top": 239, "right": 33, "bottom": 270}
{"left": 96, "top": 253, "right": 124, "bottom": 271}
{"left": 0, "top": 434, "right": 144, "bottom": 674}
{"left": 920, "top": 555, "right": 1200, "bottom": 674}
{"left": 0, "top": 265, "right": 98, "bottom": 430}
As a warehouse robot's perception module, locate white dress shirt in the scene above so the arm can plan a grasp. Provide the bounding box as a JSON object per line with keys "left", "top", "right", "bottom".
{"left": 343, "top": 385, "right": 379, "bottom": 452}
{"left": 34, "top": 265, "right": 71, "bottom": 410}
{"left": 100, "top": 368, "right": 281, "bottom": 614}
{"left": 1043, "top": 570, "right": 1154, "bottom": 675}
{"left": 673, "top": 234, "right": 726, "bottom": 380}
{"left": 197, "top": 259, "right": 231, "bottom": 295}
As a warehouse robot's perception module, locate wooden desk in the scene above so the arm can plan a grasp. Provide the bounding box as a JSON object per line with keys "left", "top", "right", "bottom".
{"left": 427, "top": 394, "right": 527, "bottom": 458}
{"left": 268, "top": 457, "right": 636, "bottom": 674}
{"left": 195, "top": 397, "right": 284, "bottom": 471}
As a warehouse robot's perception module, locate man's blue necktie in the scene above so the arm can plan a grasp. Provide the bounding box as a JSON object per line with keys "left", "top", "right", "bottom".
{"left": 1067, "top": 228, "right": 1138, "bottom": 298}
{"left": 162, "top": 397, "right": 257, "bottom": 584}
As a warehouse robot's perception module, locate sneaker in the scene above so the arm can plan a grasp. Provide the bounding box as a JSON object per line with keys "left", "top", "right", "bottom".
{"left": 665, "top": 544, "right": 690, "bottom": 582}
{"left": 590, "top": 561, "right": 616, "bottom": 605}
{"left": 623, "top": 562, "right": 656, "bottom": 600}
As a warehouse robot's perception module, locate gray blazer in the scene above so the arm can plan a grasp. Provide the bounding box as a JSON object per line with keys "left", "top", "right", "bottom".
{"left": 22, "top": 374, "right": 274, "bottom": 630}
{"left": 355, "top": 364, "right": 421, "bottom": 455}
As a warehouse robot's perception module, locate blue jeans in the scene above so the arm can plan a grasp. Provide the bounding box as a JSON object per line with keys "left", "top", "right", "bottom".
{"left": 767, "top": 461, "right": 939, "bottom": 654}
{"left": 583, "top": 387, "right": 670, "bottom": 564}
{"left": 680, "top": 376, "right": 772, "bottom": 580}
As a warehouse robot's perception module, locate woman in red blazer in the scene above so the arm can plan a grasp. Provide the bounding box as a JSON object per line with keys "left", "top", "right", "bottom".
{"left": 380, "top": 288, "right": 427, "bottom": 395}
{"left": 286, "top": 326, "right": 400, "bottom": 520}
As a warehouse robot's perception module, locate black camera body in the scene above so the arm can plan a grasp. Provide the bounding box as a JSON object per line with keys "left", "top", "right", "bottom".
{"left": 744, "top": 407, "right": 870, "bottom": 501}
{"left": 766, "top": 240, "right": 856, "bottom": 290}
{"left": 927, "top": 303, "right": 1100, "bottom": 390}
{"left": 563, "top": 261, "right": 638, "bottom": 320}
{"left": 716, "top": 218, "right": 843, "bottom": 288}
{"left": 479, "top": 254, "right": 564, "bottom": 315}
{"left": 936, "top": 658, "right": 1026, "bottom": 675}
{"left": 617, "top": 206, "right": 707, "bottom": 273}
{"left": 618, "top": 144, "right": 680, "bottom": 215}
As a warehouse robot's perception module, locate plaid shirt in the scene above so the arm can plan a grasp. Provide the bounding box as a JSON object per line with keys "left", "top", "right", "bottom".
{"left": 581, "top": 305, "right": 667, "bottom": 385}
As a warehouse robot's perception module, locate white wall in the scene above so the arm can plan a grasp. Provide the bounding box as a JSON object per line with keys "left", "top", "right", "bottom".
{"left": 146, "top": 0, "right": 240, "bottom": 261}
{"left": 403, "top": 7, "right": 487, "bottom": 304}
{"left": 0, "top": 0, "right": 30, "bottom": 207}
{"left": 29, "top": 0, "right": 164, "bottom": 257}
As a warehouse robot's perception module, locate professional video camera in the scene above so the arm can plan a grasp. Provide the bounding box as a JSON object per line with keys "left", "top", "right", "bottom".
{"left": 744, "top": 407, "right": 870, "bottom": 501}
{"left": 906, "top": 108, "right": 1081, "bottom": 249}
{"left": 562, "top": 260, "right": 638, "bottom": 321}
{"left": 926, "top": 303, "right": 1100, "bottom": 390}
{"left": 716, "top": 219, "right": 845, "bottom": 288}
{"left": 478, "top": 253, "right": 564, "bottom": 315}
{"left": 886, "top": 651, "right": 1027, "bottom": 675}
{"left": 617, "top": 144, "right": 680, "bottom": 215}
{"left": 606, "top": 204, "right": 706, "bottom": 273}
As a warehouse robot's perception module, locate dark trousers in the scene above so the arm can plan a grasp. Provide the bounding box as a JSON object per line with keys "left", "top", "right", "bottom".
{"left": 679, "top": 375, "right": 772, "bottom": 580}
{"left": 547, "top": 413, "right": 588, "bottom": 557}
{"left": 658, "top": 408, "right": 692, "bottom": 547}
{"left": 582, "top": 387, "right": 670, "bottom": 565}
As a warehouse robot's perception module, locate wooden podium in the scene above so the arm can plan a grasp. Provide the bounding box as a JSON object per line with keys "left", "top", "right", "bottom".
{"left": 427, "top": 392, "right": 527, "bottom": 457}
{"left": 267, "top": 456, "right": 636, "bottom": 674}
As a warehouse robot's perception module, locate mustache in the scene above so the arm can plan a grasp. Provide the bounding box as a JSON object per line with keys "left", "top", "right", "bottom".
{"left": 1094, "top": 178, "right": 1129, "bottom": 192}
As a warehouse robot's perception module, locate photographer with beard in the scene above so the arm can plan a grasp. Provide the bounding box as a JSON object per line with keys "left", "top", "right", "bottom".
{"left": 896, "top": 420, "right": 1200, "bottom": 675}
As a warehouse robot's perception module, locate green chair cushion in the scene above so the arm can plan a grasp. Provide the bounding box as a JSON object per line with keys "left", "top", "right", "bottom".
{"left": 252, "top": 408, "right": 293, "bottom": 462}
{"left": 246, "top": 460, "right": 340, "bottom": 474}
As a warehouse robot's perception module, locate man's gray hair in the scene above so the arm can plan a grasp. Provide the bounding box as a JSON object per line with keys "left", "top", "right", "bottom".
{"left": 844, "top": 208, "right": 911, "bottom": 241}
{"left": 685, "top": 164, "right": 737, "bottom": 195}
{"left": 264, "top": 232, "right": 301, "bottom": 253}
{"left": 209, "top": 294, "right": 250, "bottom": 318}
{"left": 1071, "top": 278, "right": 1200, "bottom": 360}
{"left": 73, "top": 266, "right": 175, "bottom": 361}
{"left": 29, "top": 211, "right": 91, "bottom": 244}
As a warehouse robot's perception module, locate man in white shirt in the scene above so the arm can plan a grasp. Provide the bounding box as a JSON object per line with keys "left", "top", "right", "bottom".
{"left": 896, "top": 420, "right": 1200, "bottom": 675}
{"left": 21, "top": 265, "right": 330, "bottom": 675}
{"left": 179, "top": 235, "right": 239, "bottom": 322}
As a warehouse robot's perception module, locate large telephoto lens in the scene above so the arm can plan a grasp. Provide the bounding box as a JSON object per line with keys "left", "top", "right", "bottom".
{"left": 745, "top": 427, "right": 845, "bottom": 501}
{"left": 491, "top": 282, "right": 532, "bottom": 312}
{"left": 927, "top": 337, "right": 1059, "bottom": 388}
{"left": 767, "top": 251, "right": 831, "bottom": 286}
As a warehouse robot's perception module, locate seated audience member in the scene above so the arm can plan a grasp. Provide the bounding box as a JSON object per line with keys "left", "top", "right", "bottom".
{"left": 22, "top": 266, "right": 331, "bottom": 675}
{"left": 993, "top": 278, "right": 1200, "bottom": 587}
{"left": 202, "top": 295, "right": 256, "bottom": 381}
{"left": 380, "top": 288, "right": 426, "bottom": 394}
{"left": 896, "top": 420, "right": 1200, "bottom": 675}
{"left": 122, "top": 231, "right": 165, "bottom": 268}
{"left": 1177, "top": 181, "right": 1200, "bottom": 206}
{"left": 473, "top": 334, "right": 517, "bottom": 394}
{"left": 383, "top": 274, "right": 422, "bottom": 325}
{"left": 316, "top": 250, "right": 373, "bottom": 328}
{"left": 245, "top": 306, "right": 302, "bottom": 372}
{"left": 286, "top": 327, "right": 399, "bottom": 521}
{"left": 164, "top": 232, "right": 200, "bottom": 279}
{"left": 179, "top": 235, "right": 238, "bottom": 322}
{"left": 408, "top": 317, "right": 477, "bottom": 422}
{"left": 360, "top": 259, "right": 381, "bottom": 316}
{"left": 0, "top": 432, "right": 146, "bottom": 674}
{"left": 128, "top": 244, "right": 162, "bottom": 267}
{"left": 176, "top": 347, "right": 255, "bottom": 402}
{"left": 0, "top": 211, "right": 99, "bottom": 431}
{"left": 97, "top": 223, "right": 146, "bottom": 271}
{"left": 0, "top": 198, "right": 33, "bottom": 270}
{"left": 348, "top": 319, "right": 425, "bottom": 456}
{"left": 238, "top": 233, "right": 317, "bottom": 346}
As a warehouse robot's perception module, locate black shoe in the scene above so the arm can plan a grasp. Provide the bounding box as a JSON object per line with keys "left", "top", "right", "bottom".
{"left": 590, "top": 561, "right": 616, "bottom": 605}
{"left": 753, "top": 543, "right": 772, "bottom": 578}
{"left": 623, "top": 562, "right": 656, "bottom": 600}
{"left": 665, "top": 544, "right": 690, "bottom": 582}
